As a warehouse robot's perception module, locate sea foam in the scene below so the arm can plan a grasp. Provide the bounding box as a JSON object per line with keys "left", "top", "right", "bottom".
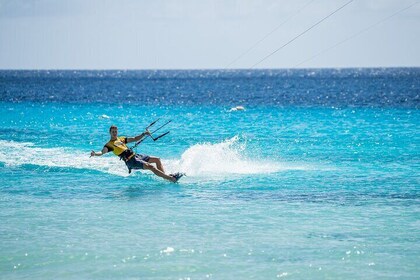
{"left": 0, "top": 140, "right": 128, "bottom": 176}
{"left": 0, "top": 138, "right": 310, "bottom": 179}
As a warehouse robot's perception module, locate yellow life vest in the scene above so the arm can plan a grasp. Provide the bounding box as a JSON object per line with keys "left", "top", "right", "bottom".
{"left": 104, "top": 136, "right": 129, "bottom": 156}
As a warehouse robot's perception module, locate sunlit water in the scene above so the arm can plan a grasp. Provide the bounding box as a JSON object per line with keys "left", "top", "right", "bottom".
{"left": 0, "top": 69, "right": 419, "bottom": 279}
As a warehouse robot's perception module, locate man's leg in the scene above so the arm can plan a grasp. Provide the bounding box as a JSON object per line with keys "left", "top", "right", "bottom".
{"left": 147, "top": 156, "right": 165, "bottom": 173}
{"left": 143, "top": 162, "right": 175, "bottom": 182}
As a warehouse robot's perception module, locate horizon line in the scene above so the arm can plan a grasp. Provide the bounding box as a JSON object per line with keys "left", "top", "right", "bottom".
{"left": 0, "top": 66, "right": 419, "bottom": 71}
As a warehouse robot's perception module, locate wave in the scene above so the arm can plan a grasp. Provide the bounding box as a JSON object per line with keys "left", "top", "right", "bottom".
{"left": 0, "top": 140, "right": 129, "bottom": 176}
{"left": 0, "top": 137, "right": 311, "bottom": 179}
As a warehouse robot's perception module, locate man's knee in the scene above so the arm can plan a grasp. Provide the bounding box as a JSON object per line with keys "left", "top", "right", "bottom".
{"left": 144, "top": 162, "right": 158, "bottom": 171}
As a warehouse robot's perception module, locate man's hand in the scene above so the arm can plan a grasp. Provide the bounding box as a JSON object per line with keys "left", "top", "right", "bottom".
{"left": 144, "top": 129, "right": 151, "bottom": 136}
{"left": 90, "top": 151, "right": 96, "bottom": 157}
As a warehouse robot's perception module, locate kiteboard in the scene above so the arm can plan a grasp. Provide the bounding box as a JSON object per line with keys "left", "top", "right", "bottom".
{"left": 171, "top": 172, "right": 185, "bottom": 182}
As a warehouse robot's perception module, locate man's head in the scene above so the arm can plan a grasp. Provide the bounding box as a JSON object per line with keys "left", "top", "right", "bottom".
{"left": 109, "top": 125, "right": 118, "bottom": 138}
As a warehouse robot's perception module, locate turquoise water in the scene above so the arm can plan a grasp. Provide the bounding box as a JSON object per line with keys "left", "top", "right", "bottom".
{"left": 1, "top": 69, "right": 419, "bottom": 279}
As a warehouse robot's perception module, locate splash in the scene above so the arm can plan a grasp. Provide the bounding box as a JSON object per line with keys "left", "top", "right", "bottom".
{"left": 165, "top": 136, "right": 308, "bottom": 177}
{"left": 0, "top": 138, "right": 311, "bottom": 179}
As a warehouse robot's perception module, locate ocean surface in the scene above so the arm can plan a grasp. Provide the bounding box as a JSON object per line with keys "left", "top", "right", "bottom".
{"left": 0, "top": 68, "right": 419, "bottom": 279}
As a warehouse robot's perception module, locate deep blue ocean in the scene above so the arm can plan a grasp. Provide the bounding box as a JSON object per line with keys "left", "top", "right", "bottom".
{"left": 0, "top": 68, "right": 419, "bottom": 279}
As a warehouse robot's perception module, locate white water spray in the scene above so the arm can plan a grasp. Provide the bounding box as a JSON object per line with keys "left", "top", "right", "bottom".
{"left": 165, "top": 136, "right": 308, "bottom": 177}
{"left": 0, "top": 138, "right": 311, "bottom": 179}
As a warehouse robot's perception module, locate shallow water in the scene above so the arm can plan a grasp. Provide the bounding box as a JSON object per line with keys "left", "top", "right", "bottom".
{"left": 0, "top": 69, "right": 419, "bottom": 279}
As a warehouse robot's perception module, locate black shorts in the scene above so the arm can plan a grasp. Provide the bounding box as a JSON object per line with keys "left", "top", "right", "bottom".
{"left": 125, "top": 154, "right": 150, "bottom": 170}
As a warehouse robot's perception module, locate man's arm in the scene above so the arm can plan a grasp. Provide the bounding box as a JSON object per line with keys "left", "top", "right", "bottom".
{"left": 90, "top": 146, "right": 109, "bottom": 157}
{"left": 126, "top": 130, "right": 151, "bottom": 143}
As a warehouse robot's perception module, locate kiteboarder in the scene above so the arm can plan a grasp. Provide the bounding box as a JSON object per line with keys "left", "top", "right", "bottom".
{"left": 90, "top": 125, "right": 183, "bottom": 182}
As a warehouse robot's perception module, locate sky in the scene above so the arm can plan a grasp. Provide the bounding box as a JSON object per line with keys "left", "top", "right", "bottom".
{"left": 0, "top": 0, "right": 419, "bottom": 69}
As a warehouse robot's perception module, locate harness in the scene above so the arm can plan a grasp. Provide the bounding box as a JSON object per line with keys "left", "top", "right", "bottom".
{"left": 118, "top": 149, "right": 135, "bottom": 162}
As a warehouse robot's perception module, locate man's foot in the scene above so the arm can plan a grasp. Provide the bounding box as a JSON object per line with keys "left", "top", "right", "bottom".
{"left": 170, "top": 172, "right": 185, "bottom": 182}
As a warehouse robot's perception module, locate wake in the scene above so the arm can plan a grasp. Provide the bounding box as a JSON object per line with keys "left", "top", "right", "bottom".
{"left": 0, "top": 140, "right": 129, "bottom": 176}
{"left": 0, "top": 137, "right": 311, "bottom": 179}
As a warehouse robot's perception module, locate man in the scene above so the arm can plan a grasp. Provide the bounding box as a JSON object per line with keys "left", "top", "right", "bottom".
{"left": 90, "top": 125, "right": 182, "bottom": 182}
